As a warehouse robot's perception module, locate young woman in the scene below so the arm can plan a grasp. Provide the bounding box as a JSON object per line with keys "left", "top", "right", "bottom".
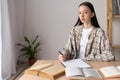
{"left": 58, "top": 2, "right": 114, "bottom": 62}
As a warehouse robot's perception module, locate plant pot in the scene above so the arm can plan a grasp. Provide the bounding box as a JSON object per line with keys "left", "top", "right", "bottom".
{"left": 28, "top": 58, "right": 37, "bottom": 66}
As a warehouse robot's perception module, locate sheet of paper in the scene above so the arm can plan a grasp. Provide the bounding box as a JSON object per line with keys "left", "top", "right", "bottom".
{"left": 62, "top": 59, "right": 91, "bottom": 68}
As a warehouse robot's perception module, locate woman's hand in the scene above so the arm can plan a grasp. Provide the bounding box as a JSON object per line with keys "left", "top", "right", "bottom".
{"left": 58, "top": 54, "right": 66, "bottom": 62}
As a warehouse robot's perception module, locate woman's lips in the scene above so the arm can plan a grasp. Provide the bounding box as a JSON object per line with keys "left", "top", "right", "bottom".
{"left": 81, "top": 19, "right": 85, "bottom": 21}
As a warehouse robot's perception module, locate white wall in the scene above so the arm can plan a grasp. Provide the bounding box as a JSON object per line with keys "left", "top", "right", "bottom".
{"left": 113, "top": 18, "right": 120, "bottom": 45}
{"left": 14, "top": 0, "right": 24, "bottom": 44}
{"left": 13, "top": 0, "right": 25, "bottom": 63}
{"left": 24, "top": 0, "right": 107, "bottom": 60}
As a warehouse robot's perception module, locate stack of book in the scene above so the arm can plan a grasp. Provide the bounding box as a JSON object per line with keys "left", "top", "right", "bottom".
{"left": 25, "top": 63, "right": 65, "bottom": 80}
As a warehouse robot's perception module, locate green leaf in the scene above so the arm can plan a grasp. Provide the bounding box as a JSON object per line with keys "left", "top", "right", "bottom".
{"left": 32, "top": 35, "right": 39, "bottom": 45}
{"left": 34, "top": 42, "right": 40, "bottom": 50}
{"left": 24, "top": 36, "right": 30, "bottom": 44}
{"left": 17, "top": 35, "right": 41, "bottom": 59}
{"left": 16, "top": 43, "right": 26, "bottom": 47}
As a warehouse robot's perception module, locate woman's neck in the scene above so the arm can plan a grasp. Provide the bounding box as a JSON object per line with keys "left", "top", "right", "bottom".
{"left": 83, "top": 23, "right": 93, "bottom": 29}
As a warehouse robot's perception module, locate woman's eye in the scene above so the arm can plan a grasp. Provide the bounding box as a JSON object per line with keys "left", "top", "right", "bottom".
{"left": 79, "top": 12, "right": 81, "bottom": 14}
{"left": 85, "top": 12, "right": 88, "bottom": 14}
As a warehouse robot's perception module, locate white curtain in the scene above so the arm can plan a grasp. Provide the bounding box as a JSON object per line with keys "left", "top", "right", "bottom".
{"left": 1, "top": 0, "right": 17, "bottom": 79}
{"left": 0, "top": 0, "right": 3, "bottom": 79}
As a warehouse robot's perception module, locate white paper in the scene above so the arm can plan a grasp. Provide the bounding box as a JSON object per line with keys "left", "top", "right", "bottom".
{"left": 62, "top": 59, "right": 91, "bottom": 68}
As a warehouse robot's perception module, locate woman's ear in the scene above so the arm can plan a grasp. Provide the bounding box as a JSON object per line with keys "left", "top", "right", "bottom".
{"left": 91, "top": 13, "right": 94, "bottom": 17}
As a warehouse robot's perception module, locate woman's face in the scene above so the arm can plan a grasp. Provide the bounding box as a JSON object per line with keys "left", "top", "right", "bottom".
{"left": 78, "top": 5, "right": 94, "bottom": 24}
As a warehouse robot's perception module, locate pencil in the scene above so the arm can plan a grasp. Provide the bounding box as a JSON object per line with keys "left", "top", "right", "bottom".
{"left": 58, "top": 51, "right": 63, "bottom": 55}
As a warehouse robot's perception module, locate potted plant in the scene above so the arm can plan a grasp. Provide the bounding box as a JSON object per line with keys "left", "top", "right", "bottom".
{"left": 17, "top": 35, "right": 40, "bottom": 66}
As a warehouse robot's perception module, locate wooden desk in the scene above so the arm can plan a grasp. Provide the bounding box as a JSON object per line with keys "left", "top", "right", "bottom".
{"left": 19, "top": 60, "right": 120, "bottom": 80}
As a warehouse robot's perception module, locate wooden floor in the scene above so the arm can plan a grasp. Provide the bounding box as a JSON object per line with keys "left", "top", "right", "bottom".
{"left": 8, "top": 62, "right": 29, "bottom": 80}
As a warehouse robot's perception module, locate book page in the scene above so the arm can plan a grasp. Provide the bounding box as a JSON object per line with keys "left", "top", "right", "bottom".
{"left": 100, "top": 66, "right": 120, "bottom": 78}
{"left": 65, "top": 67, "right": 84, "bottom": 79}
{"left": 83, "top": 68, "right": 102, "bottom": 78}
{"left": 40, "top": 65, "right": 65, "bottom": 76}
{"left": 29, "top": 63, "right": 53, "bottom": 70}
{"left": 62, "top": 59, "right": 91, "bottom": 68}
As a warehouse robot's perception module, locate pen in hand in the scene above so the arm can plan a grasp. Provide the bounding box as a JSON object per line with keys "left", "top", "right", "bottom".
{"left": 58, "top": 51, "right": 63, "bottom": 55}
{"left": 58, "top": 51, "right": 66, "bottom": 62}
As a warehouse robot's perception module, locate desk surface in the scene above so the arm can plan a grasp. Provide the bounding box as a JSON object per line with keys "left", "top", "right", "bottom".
{"left": 19, "top": 60, "right": 120, "bottom": 80}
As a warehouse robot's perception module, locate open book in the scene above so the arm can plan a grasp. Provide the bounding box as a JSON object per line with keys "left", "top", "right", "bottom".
{"left": 99, "top": 65, "right": 120, "bottom": 78}
{"left": 25, "top": 63, "right": 65, "bottom": 80}
{"left": 29, "top": 63, "right": 53, "bottom": 70}
{"left": 25, "top": 63, "right": 53, "bottom": 76}
{"left": 39, "top": 65, "right": 65, "bottom": 80}
{"left": 65, "top": 67, "right": 102, "bottom": 79}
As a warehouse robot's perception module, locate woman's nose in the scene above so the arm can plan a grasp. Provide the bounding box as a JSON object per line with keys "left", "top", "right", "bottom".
{"left": 81, "top": 13, "right": 84, "bottom": 17}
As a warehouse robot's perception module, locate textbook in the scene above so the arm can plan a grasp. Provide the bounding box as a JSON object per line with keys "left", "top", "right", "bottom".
{"left": 99, "top": 65, "right": 120, "bottom": 78}
{"left": 25, "top": 63, "right": 65, "bottom": 80}
{"left": 65, "top": 67, "right": 102, "bottom": 79}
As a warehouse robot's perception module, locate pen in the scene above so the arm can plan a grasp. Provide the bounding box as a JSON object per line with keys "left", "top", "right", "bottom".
{"left": 58, "top": 51, "right": 63, "bottom": 55}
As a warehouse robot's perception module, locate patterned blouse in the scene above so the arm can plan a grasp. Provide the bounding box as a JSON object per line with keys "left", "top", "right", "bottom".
{"left": 63, "top": 25, "right": 115, "bottom": 61}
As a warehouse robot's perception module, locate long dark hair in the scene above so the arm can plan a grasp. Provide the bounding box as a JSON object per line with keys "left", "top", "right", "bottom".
{"left": 74, "top": 2, "right": 100, "bottom": 28}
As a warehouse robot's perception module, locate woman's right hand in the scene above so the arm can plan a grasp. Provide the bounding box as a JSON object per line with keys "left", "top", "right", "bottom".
{"left": 58, "top": 54, "right": 66, "bottom": 62}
